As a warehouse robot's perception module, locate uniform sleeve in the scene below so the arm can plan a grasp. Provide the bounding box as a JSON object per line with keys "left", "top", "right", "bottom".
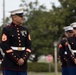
{"left": 1, "top": 27, "right": 21, "bottom": 63}
{"left": 58, "top": 38, "right": 68, "bottom": 64}
{"left": 58, "top": 40, "right": 67, "bottom": 64}
{"left": 22, "top": 29, "right": 32, "bottom": 61}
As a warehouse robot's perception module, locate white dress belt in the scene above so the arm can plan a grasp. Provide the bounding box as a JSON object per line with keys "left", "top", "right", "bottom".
{"left": 72, "top": 50, "right": 76, "bottom": 53}
{"left": 11, "top": 46, "right": 25, "bottom": 51}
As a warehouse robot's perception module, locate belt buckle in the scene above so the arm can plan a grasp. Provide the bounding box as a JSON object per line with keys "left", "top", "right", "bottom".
{"left": 18, "top": 47, "right": 22, "bottom": 51}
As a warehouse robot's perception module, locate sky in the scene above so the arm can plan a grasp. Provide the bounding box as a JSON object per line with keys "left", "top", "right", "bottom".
{"left": 0, "top": 0, "right": 60, "bottom": 25}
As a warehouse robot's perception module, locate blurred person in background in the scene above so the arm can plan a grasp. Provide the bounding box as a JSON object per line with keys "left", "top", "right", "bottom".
{"left": 58, "top": 26, "right": 76, "bottom": 75}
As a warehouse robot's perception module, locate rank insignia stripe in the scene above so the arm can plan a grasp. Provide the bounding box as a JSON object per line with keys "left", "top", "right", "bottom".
{"left": 2, "top": 34, "right": 7, "bottom": 41}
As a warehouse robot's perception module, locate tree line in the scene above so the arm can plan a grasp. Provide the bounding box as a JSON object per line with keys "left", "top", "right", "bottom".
{"left": 0, "top": 0, "right": 76, "bottom": 62}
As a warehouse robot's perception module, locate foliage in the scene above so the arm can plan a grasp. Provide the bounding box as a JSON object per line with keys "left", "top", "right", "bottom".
{"left": 16, "top": 0, "right": 76, "bottom": 62}
{"left": 27, "top": 62, "right": 61, "bottom": 72}
{"left": 1, "top": 0, "right": 76, "bottom": 62}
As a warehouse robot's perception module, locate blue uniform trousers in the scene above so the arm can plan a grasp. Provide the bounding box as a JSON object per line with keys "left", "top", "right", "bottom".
{"left": 2, "top": 69, "right": 27, "bottom": 75}
{"left": 62, "top": 67, "right": 76, "bottom": 75}
{"left": 67, "top": 67, "right": 76, "bottom": 75}
{"left": 62, "top": 67, "right": 68, "bottom": 75}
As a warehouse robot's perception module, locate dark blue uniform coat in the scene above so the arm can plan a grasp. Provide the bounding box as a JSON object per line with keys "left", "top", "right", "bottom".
{"left": 1, "top": 22, "right": 32, "bottom": 71}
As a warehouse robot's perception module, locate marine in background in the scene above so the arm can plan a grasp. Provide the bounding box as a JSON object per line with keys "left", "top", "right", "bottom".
{"left": 58, "top": 26, "right": 75, "bottom": 75}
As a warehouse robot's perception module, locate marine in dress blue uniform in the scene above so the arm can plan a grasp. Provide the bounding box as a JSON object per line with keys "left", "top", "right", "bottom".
{"left": 58, "top": 26, "right": 76, "bottom": 75}
{"left": 69, "top": 22, "right": 76, "bottom": 75}
{"left": 1, "top": 8, "right": 32, "bottom": 75}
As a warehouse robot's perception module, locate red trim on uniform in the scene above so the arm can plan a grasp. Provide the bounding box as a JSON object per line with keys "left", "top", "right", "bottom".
{"left": 2, "top": 34, "right": 7, "bottom": 41}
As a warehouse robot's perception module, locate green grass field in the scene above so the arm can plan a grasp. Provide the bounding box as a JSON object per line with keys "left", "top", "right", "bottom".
{"left": 47, "top": 72, "right": 61, "bottom": 75}
{"left": 28, "top": 72, "right": 61, "bottom": 75}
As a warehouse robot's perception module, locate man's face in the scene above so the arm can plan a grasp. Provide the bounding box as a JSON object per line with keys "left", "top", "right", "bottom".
{"left": 12, "top": 15, "right": 24, "bottom": 25}
{"left": 66, "top": 31, "right": 74, "bottom": 38}
{"left": 73, "top": 27, "right": 76, "bottom": 34}
{"left": 65, "top": 31, "right": 74, "bottom": 38}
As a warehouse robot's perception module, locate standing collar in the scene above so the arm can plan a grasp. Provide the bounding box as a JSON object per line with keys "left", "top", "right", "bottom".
{"left": 11, "top": 22, "right": 21, "bottom": 27}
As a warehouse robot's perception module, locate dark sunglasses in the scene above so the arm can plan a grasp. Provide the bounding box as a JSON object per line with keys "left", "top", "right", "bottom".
{"left": 66, "top": 30, "right": 73, "bottom": 33}
{"left": 73, "top": 27, "right": 76, "bottom": 30}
